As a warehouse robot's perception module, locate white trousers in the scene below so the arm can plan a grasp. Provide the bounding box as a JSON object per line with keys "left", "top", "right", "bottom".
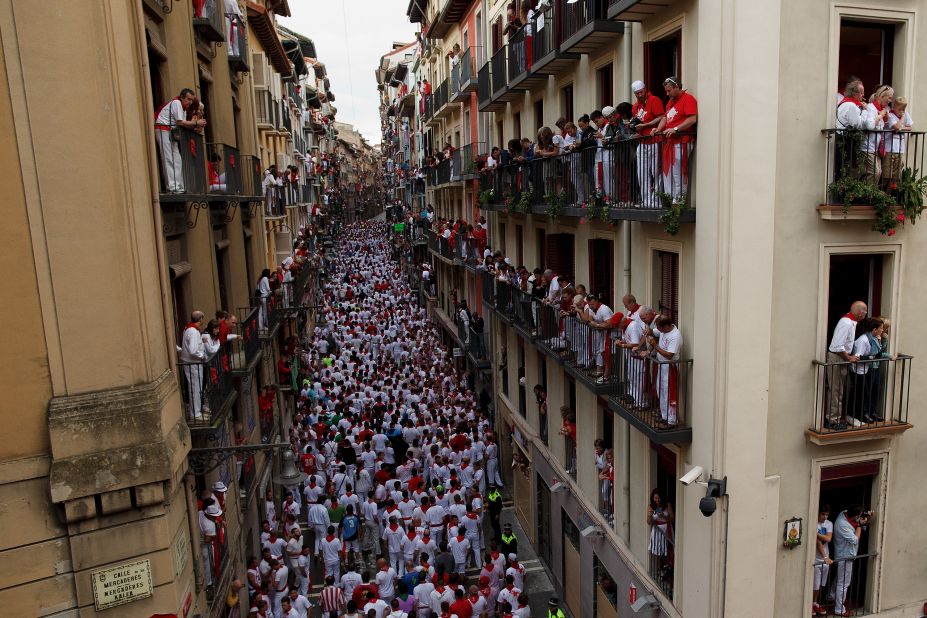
{"left": 834, "top": 560, "right": 853, "bottom": 614}
{"left": 658, "top": 365, "right": 677, "bottom": 424}
{"left": 627, "top": 354, "right": 649, "bottom": 407}
{"left": 636, "top": 142, "right": 660, "bottom": 207}
{"left": 157, "top": 130, "right": 183, "bottom": 192}
{"left": 662, "top": 143, "right": 691, "bottom": 202}
{"left": 183, "top": 363, "right": 205, "bottom": 419}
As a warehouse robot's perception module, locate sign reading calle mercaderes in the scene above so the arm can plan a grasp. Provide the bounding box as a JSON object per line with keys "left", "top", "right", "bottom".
{"left": 91, "top": 558, "right": 153, "bottom": 611}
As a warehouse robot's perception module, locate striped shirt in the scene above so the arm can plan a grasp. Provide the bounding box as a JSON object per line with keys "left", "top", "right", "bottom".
{"left": 319, "top": 585, "right": 345, "bottom": 613}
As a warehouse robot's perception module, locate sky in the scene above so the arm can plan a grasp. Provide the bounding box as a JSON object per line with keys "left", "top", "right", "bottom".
{"left": 279, "top": 1, "right": 417, "bottom": 146}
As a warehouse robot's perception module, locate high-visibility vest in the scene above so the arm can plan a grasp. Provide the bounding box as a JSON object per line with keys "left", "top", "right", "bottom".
{"left": 488, "top": 489, "right": 501, "bottom": 502}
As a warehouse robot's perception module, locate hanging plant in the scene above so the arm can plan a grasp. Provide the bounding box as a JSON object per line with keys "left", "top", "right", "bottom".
{"left": 478, "top": 189, "right": 495, "bottom": 206}
{"left": 658, "top": 192, "right": 689, "bottom": 235}
{"left": 544, "top": 190, "right": 566, "bottom": 221}
{"left": 517, "top": 190, "right": 533, "bottom": 214}
{"left": 583, "top": 189, "right": 611, "bottom": 223}
{"left": 895, "top": 166, "right": 927, "bottom": 225}
{"left": 504, "top": 192, "right": 518, "bottom": 213}
{"left": 828, "top": 175, "right": 899, "bottom": 235}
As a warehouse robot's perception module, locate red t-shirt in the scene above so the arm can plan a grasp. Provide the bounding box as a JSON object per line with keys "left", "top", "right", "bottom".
{"left": 449, "top": 598, "right": 474, "bottom": 618}
{"left": 665, "top": 91, "right": 698, "bottom": 135}
{"left": 631, "top": 94, "right": 665, "bottom": 138}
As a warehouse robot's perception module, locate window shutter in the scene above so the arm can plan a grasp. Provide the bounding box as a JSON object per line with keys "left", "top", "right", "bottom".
{"left": 658, "top": 251, "right": 679, "bottom": 324}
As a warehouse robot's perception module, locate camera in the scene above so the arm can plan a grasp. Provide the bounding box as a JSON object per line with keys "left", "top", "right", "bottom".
{"left": 680, "top": 465, "right": 705, "bottom": 486}
{"left": 629, "top": 116, "right": 643, "bottom": 129}
{"left": 699, "top": 495, "right": 717, "bottom": 517}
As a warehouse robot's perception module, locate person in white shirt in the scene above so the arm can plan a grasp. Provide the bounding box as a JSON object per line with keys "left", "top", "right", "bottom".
{"left": 287, "top": 588, "right": 313, "bottom": 618}
{"left": 307, "top": 500, "right": 332, "bottom": 552}
{"left": 279, "top": 597, "right": 298, "bottom": 618}
{"left": 621, "top": 305, "right": 654, "bottom": 408}
{"left": 883, "top": 96, "right": 913, "bottom": 185}
{"left": 861, "top": 85, "right": 893, "bottom": 184}
{"left": 586, "top": 295, "right": 615, "bottom": 380}
{"left": 826, "top": 301, "right": 867, "bottom": 429}
{"left": 376, "top": 559, "right": 399, "bottom": 602}
{"left": 154, "top": 88, "right": 203, "bottom": 192}
{"left": 179, "top": 311, "right": 207, "bottom": 420}
{"left": 646, "top": 316, "right": 682, "bottom": 427}
{"left": 271, "top": 560, "right": 290, "bottom": 618}
{"left": 319, "top": 525, "right": 343, "bottom": 583}
{"left": 812, "top": 505, "right": 834, "bottom": 616}
{"left": 364, "top": 596, "right": 390, "bottom": 618}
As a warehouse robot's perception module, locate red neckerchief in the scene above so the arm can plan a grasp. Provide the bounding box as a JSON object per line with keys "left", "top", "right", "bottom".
{"left": 838, "top": 96, "right": 865, "bottom": 109}
{"left": 389, "top": 523, "right": 399, "bottom": 531}
{"left": 185, "top": 322, "right": 199, "bottom": 330}
{"left": 872, "top": 100, "right": 883, "bottom": 112}
{"left": 407, "top": 531, "right": 417, "bottom": 540}
{"left": 325, "top": 534, "right": 335, "bottom": 542}
{"left": 843, "top": 312, "right": 860, "bottom": 322}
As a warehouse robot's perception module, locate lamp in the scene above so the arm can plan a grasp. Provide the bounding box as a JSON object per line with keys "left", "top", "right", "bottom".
{"left": 273, "top": 449, "right": 307, "bottom": 487}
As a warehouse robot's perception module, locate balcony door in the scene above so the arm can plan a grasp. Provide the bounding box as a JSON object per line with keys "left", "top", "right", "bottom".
{"left": 589, "top": 238, "right": 614, "bottom": 308}
{"left": 545, "top": 233, "right": 575, "bottom": 282}
{"left": 838, "top": 20, "right": 894, "bottom": 92}
{"left": 826, "top": 254, "right": 888, "bottom": 341}
{"left": 652, "top": 249, "right": 679, "bottom": 325}
{"left": 562, "top": 510, "right": 582, "bottom": 618}
{"left": 644, "top": 31, "right": 681, "bottom": 106}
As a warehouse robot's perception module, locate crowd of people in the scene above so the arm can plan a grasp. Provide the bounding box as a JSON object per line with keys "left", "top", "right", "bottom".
{"left": 217, "top": 220, "right": 569, "bottom": 617}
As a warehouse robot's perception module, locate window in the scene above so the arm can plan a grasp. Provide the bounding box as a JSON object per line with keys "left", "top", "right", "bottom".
{"left": 513, "top": 111, "right": 521, "bottom": 141}
{"left": 562, "top": 509, "right": 583, "bottom": 616}
{"left": 496, "top": 120, "right": 504, "bottom": 152}
{"left": 649, "top": 442, "right": 677, "bottom": 599}
{"left": 546, "top": 233, "right": 575, "bottom": 282}
{"left": 518, "top": 342, "right": 527, "bottom": 417}
{"left": 597, "top": 63, "right": 614, "bottom": 109}
{"left": 536, "top": 228, "right": 546, "bottom": 271}
{"left": 515, "top": 224, "right": 524, "bottom": 266}
{"left": 838, "top": 20, "right": 894, "bottom": 92}
{"left": 534, "top": 98, "right": 544, "bottom": 132}
{"left": 589, "top": 238, "right": 614, "bottom": 308}
{"left": 816, "top": 460, "right": 881, "bottom": 616}
{"left": 499, "top": 222, "right": 507, "bottom": 256}
{"left": 537, "top": 477, "right": 553, "bottom": 567}
{"left": 561, "top": 84, "right": 574, "bottom": 121}
{"left": 594, "top": 554, "right": 620, "bottom": 618}
{"left": 501, "top": 325, "right": 510, "bottom": 396}
{"left": 644, "top": 31, "right": 681, "bottom": 105}
{"left": 653, "top": 250, "right": 679, "bottom": 324}
{"left": 826, "top": 254, "right": 890, "bottom": 339}
{"left": 492, "top": 15, "right": 503, "bottom": 53}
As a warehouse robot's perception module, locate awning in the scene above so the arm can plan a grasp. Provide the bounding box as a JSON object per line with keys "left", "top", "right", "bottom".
{"left": 246, "top": 2, "right": 292, "bottom": 74}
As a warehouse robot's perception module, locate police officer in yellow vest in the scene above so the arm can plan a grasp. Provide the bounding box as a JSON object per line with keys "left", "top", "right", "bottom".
{"left": 501, "top": 521, "right": 518, "bottom": 557}
{"left": 548, "top": 597, "right": 566, "bottom": 618}
{"left": 487, "top": 487, "right": 503, "bottom": 542}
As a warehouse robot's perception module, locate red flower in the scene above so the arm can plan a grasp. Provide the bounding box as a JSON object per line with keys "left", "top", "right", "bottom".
{"left": 887, "top": 228, "right": 897, "bottom": 236}
{"left": 890, "top": 182, "right": 898, "bottom": 191}
{"left": 579, "top": 218, "right": 587, "bottom": 224}
{"left": 896, "top": 213, "right": 906, "bottom": 222}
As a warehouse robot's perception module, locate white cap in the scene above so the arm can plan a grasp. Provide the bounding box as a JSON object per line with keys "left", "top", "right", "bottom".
{"left": 212, "top": 481, "right": 228, "bottom": 493}
{"left": 631, "top": 80, "right": 646, "bottom": 93}
{"left": 508, "top": 553, "right": 518, "bottom": 561}
{"left": 205, "top": 504, "right": 222, "bottom": 516}
{"left": 602, "top": 105, "right": 616, "bottom": 117}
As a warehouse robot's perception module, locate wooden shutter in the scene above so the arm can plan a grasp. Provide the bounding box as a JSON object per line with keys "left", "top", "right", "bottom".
{"left": 492, "top": 16, "right": 503, "bottom": 53}
{"left": 515, "top": 224, "right": 524, "bottom": 266}
{"left": 536, "top": 228, "right": 546, "bottom": 271}
{"left": 658, "top": 250, "right": 679, "bottom": 324}
{"left": 588, "top": 239, "right": 614, "bottom": 308}
{"left": 546, "top": 233, "right": 575, "bottom": 281}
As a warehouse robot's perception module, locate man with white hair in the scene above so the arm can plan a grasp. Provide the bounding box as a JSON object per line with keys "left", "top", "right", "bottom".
{"left": 179, "top": 310, "right": 207, "bottom": 421}
{"left": 631, "top": 80, "right": 666, "bottom": 207}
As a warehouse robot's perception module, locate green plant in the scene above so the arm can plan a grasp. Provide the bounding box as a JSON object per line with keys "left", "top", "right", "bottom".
{"left": 516, "top": 191, "right": 534, "bottom": 214}
{"left": 583, "top": 189, "right": 611, "bottom": 223}
{"left": 658, "top": 192, "right": 689, "bottom": 235}
{"left": 478, "top": 189, "right": 495, "bottom": 206}
{"left": 544, "top": 190, "right": 566, "bottom": 221}
{"left": 896, "top": 166, "right": 927, "bottom": 225}
{"left": 504, "top": 193, "right": 518, "bottom": 213}
{"left": 828, "top": 174, "right": 897, "bottom": 234}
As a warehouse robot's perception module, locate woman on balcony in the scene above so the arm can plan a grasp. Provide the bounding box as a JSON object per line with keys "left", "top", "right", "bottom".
{"left": 647, "top": 489, "right": 675, "bottom": 588}
{"left": 848, "top": 317, "right": 890, "bottom": 424}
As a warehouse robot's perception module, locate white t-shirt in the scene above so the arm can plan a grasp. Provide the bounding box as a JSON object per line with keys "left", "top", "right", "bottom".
{"left": 155, "top": 98, "right": 185, "bottom": 127}
{"left": 658, "top": 327, "right": 681, "bottom": 360}
{"left": 816, "top": 519, "right": 834, "bottom": 559}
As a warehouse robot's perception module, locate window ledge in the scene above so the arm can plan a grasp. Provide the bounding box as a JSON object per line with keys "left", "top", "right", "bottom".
{"left": 817, "top": 204, "right": 879, "bottom": 221}
{"left": 806, "top": 422, "right": 912, "bottom": 446}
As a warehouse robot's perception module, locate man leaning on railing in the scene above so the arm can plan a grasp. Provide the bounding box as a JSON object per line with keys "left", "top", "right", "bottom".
{"left": 155, "top": 88, "right": 205, "bottom": 193}
{"left": 178, "top": 310, "right": 208, "bottom": 421}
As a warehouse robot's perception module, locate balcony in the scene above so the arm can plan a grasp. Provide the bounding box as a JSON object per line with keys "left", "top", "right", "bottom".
{"left": 507, "top": 27, "right": 547, "bottom": 92}
{"left": 490, "top": 49, "right": 508, "bottom": 103}
{"left": 433, "top": 79, "right": 450, "bottom": 120}
{"left": 807, "top": 356, "right": 913, "bottom": 445}
{"left": 818, "top": 128, "right": 927, "bottom": 226}
{"left": 480, "top": 134, "right": 697, "bottom": 223}
{"left": 206, "top": 143, "right": 243, "bottom": 197}
{"left": 178, "top": 346, "right": 237, "bottom": 429}
{"left": 157, "top": 127, "right": 206, "bottom": 201}
{"left": 255, "top": 90, "right": 275, "bottom": 131}
{"left": 192, "top": 0, "right": 226, "bottom": 43}
{"left": 607, "top": 0, "right": 682, "bottom": 22}
{"left": 477, "top": 62, "right": 503, "bottom": 112}
{"left": 226, "top": 13, "right": 249, "bottom": 72}
{"left": 425, "top": 228, "right": 455, "bottom": 262}
{"left": 229, "top": 305, "right": 262, "bottom": 374}
{"left": 252, "top": 288, "right": 284, "bottom": 337}
{"left": 531, "top": 6, "right": 580, "bottom": 75}
{"left": 457, "top": 319, "right": 491, "bottom": 369}
{"left": 241, "top": 154, "right": 263, "bottom": 200}
{"left": 450, "top": 47, "right": 479, "bottom": 104}
{"left": 452, "top": 143, "right": 484, "bottom": 182}
{"left": 491, "top": 46, "right": 522, "bottom": 105}
{"left": 560, "top": 0, "right": 626, "bottom": 55}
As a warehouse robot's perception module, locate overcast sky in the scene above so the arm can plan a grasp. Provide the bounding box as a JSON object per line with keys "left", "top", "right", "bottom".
{"left": 279, "top": 1, "right": 417, "bottom": 145}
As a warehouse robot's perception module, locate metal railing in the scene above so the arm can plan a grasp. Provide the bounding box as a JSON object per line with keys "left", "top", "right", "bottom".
{"left": 610, "top": 351, "right": 693, "bottom": 430}
{"left": 255, "top": 90, "right": 273, "bottom": 126}
{"left": 435, "top": 79, "right": 448, "bottom": 113}
{"left": 491, "top": 47, "right": 507, "bottom": 96}
{"left": 812, "top": 355, "right": 912, "bottom": 433}
{"left": 436, "top": 157, "right": 452, "bottom": 185}
{"left": 508, "top": 27, "right": 528, "bottom": 79}
{"left": 561, "top": 0, "right": 608, "bottom": 42}
{"left": 226, "top": 13, "right": 248, "bottom": 71}
{"left": 177, "top": 344, "right": 235, "bottom": 426}
{"left": 192, "top": 0, "right": 225, "bottom": 43}
{"left": 252, "top": 288, "right": 283, "bottom": 334}
{"left": 814, "top": 553, "right": 876, "bottom": 616}
{"left": 228, "top": 305, "right": 260, "bottom": 372}
{"left": 157, "top": 127, "right": 206, "bottom": 195}
{"left": 648, "top": 523, "right": 674, "bottom": 599}
{"left": 532, "top": 6, "right": 558, "bottom": 61}
{"left": 821, "top": 128, "right": 926, "bottom": 207}
{"left": 206, "top": 143, "right": 242, "bottom": 195}
{"left": 482, "top": 133, "right": 696, "bottom": 210}
{"left": 478, "top": 62, "right": 491, "bottom": 108}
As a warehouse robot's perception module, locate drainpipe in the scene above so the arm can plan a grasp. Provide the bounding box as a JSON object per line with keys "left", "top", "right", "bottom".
{"left": 621, "top": 21, "right": 633, "bottom": 542}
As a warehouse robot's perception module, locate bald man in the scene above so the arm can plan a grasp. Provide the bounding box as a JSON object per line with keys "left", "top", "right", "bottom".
{"left": 826, "top": 301, "right": 867, "bottom": 429}
{"left": 179, "top": 310, "right": 207, "bottom": 421}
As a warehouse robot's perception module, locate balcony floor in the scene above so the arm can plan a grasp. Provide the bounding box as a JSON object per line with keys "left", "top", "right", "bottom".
{"left": 806, "top": 421, "right": 912, "bottom": 445}
{"left": 560, "top": 21, "right": 626, "bottom": 55}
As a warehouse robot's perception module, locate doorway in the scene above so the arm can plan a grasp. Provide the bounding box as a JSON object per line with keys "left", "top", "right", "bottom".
{"left": 826, "top": 254, "right": 887, "bottom": 339}
{"left": 562, "top": 509, "right": 582, "bottom": 618}
{"left": 644, "top": 31, "right": 681, "bottom": 105}
{"left": 838, "top": 20, "right": 894, "bottom": 92}
{"left": 537, "top": 475, "right": 552, "bottom": 568}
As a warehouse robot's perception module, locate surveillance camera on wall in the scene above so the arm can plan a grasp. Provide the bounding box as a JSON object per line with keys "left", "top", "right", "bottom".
{"left": 630, "top": 594, "right": 658, "bottom": 613}
{"left": 680, "top": 465, "right": 705, "bottom": 486}
{"left": 580, "top": 525, "right": 603, "bottom": 538}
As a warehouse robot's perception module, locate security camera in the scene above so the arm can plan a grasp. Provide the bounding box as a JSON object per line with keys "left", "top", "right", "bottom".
{"left": 580, "top": 525, "right": 603, "bottom": 538}
{"left": 680, "top": 465, "right": 705, "bottom": 486}
{"left": 630, "top": 594, "right": 659, "bottom": 613}
{"left": 699, "top": 495, "right": 717, "bottom": 517}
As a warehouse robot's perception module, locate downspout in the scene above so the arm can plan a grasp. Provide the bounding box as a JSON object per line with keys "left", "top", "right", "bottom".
{"left": 621, "top": 21, "right": 633, "bottom": 542}
{"left": 134, "top": 2, "right": 203, "bottom": 593}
